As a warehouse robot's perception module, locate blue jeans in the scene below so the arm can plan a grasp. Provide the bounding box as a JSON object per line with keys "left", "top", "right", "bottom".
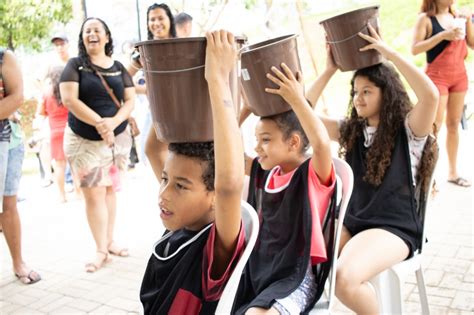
{"left": 0, "top": 141, "right": 9, "bottom": 212}
{"left": 4, "top": 144, "right": 24, "bottom": 196}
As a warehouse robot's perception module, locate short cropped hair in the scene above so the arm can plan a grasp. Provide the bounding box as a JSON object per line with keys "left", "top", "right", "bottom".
{"left": 175, "top": 12, "right": 193, "bottom": 25}
{"left": 168, "top": 142, "right": 215, "bottom": 191}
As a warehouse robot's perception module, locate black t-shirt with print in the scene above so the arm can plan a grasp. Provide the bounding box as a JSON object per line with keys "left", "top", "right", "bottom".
{"left": 60, "top": 57, "right": 134, "bottom": 140}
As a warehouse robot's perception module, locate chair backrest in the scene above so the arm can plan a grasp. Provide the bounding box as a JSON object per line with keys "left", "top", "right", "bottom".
{"left": 215, "top": 200, "right": 259, "bottom": 314}
{"left": 414, "top": 135, "right": 439, "bottom": 254}
{"left": 326, "top": 157, "right": 354, "bottom": 309}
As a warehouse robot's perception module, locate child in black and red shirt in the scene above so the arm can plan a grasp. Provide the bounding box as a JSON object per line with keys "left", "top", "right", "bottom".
{"left": 236, "top": 63, "right": 336, "bottom": 314}
{"left": 140, "top": 30, "right": 246, "bottom": 314}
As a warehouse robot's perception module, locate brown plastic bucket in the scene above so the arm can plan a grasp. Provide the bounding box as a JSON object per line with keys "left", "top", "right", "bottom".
{"left": 240, "top": 34, "right": 301, "bottom": 117}
{"left": 320, "top": 5, "right": 383, "bottom": 72}
{"left": 135, "top": 37, "right": 243, "bottom": 143}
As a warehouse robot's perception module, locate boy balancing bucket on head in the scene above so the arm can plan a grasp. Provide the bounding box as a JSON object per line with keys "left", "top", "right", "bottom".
{"left": 135, "top": 36, "right": 245, "bottom": 143}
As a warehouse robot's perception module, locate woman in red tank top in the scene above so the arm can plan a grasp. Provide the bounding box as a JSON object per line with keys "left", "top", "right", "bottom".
{"left": 412, "top": 0, "right": 473, "bottom": 187}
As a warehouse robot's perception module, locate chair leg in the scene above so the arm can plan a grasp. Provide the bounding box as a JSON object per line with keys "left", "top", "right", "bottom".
{"left": 369, "top": 270, "right": 403, "bottom": 315}
{"left": 415, "top": 268, "right": 430, "bottom": 315}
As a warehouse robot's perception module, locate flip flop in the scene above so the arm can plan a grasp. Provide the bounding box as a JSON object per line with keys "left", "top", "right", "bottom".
{"left": 15, "top": 270, "right": 41, "bottom": 285}
{"left": 447, "top": 177, "right": 471, "bottom": 187}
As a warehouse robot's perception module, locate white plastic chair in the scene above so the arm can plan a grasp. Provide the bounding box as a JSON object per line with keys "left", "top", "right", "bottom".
{"left": 310, "top": 157, "right": 354, "bottom": 314}
{"left": 369, "top": 148, "right": 438, "bottom": 315}
{"left": 215, "top": 200, "right": 260, "bottom": 314}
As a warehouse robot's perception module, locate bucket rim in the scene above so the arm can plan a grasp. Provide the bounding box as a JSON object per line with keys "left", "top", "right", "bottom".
{"left": 319, "top": 5, "right": 380, "bottom": 25}
{"left": 241, "top": 34, "right": 298, "bottom": 55}
{"left": 135, "top": 36, "right": 204, "bottom": 47}
{"left": 135, "top": 35, "right": 247, "bottom": 48}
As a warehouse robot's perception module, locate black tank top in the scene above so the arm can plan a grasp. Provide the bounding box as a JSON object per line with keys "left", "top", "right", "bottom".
{"left": 234, "top": 158, "right": 336, "bottom": 314}
{"left": 343, "top": 125, "right": 421, "bottom": 250}
{"left": 427, "top": 16, "right": 450, "bottom": 63}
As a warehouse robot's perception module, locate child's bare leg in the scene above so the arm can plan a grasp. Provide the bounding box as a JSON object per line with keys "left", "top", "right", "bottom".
{"left": 335, "top": 228, "right": 409, "bottom": 315}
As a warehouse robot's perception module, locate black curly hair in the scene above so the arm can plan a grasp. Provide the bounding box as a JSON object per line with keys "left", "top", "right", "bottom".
{"left": 339, "top": 62, "right": 437, "bottom": 189}
{"left": 261, "top": 110, "right": 310, "bottom": 154}
{"left": 168, "top": 142, "right": 215, "bottom": 191}
{"left": 77, "top": 17, "right": 114, "bottom": 70}
{"left": 147, "top": 3, "right": 177, "bottom": 40}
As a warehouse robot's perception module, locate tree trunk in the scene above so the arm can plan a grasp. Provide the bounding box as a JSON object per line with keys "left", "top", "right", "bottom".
{"left": 80, "top": 0, "right": 87, "bottom": 20}
{"left": 7, "top": 32, "right": 14, "bottom": 51}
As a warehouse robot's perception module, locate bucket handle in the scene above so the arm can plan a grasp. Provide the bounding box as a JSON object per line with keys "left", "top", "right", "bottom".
{"left": 326, "top": 24, "right": 371, "bottom": 44}
{"left": 142, "top": 64, "right": 205, "bottom": 74}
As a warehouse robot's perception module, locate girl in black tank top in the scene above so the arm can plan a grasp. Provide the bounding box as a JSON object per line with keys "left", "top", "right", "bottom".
{"left": 304, "top": 24, "right": 438, "bottom": 314}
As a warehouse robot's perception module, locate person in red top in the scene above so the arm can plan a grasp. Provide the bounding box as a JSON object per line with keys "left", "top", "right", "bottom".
{"left": 38, "top": 66, "right": 69, "bottom": 202}
{"left": 412, "top": 0, "right": 473, "bottom": 187}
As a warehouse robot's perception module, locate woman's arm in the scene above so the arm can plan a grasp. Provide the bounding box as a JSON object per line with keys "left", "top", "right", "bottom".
{"left": 411, "top": 13, "right": 462, "bottom": 55}
{"left": 266, "top": 64, "right": 333, "bottom": 184}
{"left": 205, "top": 30, "right": 244, "bottom": 278}
{"left": 0, "top": 50, "right": 23, "bottom": 119}
{"left": 59, "top": 82, "right": 102, "bottom": 126}
{"left": 126, "top": 58, "right": 141, "bottom": 77}
{"left": 361, "top": 23, "right": 439, "bottom": 137}
{"left": 95, "top": 86, "right": 135, "bottom": 139}
{"left": 461, "top": 9, "right": 474, "bottom": 48}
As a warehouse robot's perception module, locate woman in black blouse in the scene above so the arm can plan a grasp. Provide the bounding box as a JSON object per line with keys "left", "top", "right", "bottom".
{"left": 60, "top": 17, "right": 135, "bottom": 272}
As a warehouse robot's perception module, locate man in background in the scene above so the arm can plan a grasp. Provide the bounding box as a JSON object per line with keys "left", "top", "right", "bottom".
{"left": 175, "top": 12, "right": 193, "bottom": 37}
{"left": 50, "top": 34, "right": 70, "bottom": 67}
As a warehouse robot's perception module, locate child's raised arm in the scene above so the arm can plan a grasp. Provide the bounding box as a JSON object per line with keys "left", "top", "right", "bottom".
{"left": 205, "top": 30, "right": 244, "bottom": 277}
{"left": 265, "top": 64, "right": 332, "bottom": 184}
{"left": 305, "top": 45, "right": 341, "bottom": 142}
{"left": 360, "top": 23, "right": 439, "bottom": 137}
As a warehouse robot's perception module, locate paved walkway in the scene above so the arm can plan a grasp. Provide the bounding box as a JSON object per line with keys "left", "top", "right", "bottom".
{"left": 0, "top": 128, "right": 472, "bottom": 314}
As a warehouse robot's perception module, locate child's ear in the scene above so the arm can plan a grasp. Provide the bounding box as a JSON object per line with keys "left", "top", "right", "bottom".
{"left": 288, "top": 132, "right": 301, "bottom": 152}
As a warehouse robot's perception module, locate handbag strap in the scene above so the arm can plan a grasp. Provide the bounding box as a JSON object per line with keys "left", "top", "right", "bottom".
{"left": 94, "top": 66, "right": 121, "bottom": 109}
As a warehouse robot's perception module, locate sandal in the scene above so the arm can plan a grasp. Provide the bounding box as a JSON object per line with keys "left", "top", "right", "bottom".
{"left": 447, "top": 177, "right": 471, "bottom": 187}
{"left": 85, "top": 251, "right": 111, "bottom": 273}
{"left": 108, "top": 241, "right": 129, "bottom": 257}
{"left": 15, "top": 270, "right": 41, "bottom": 285}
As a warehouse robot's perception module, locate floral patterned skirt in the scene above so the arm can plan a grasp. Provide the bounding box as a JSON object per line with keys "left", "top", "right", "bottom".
{"left": 64, "top": 126, "right": 131, "bottom": 188}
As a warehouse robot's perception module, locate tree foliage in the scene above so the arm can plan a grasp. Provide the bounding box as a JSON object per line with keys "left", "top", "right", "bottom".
{"left": 0, "top": 0, "right": 73, "bottom": 51}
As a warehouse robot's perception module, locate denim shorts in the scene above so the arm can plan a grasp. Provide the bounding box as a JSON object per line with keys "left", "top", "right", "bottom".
{"left": 0, "top": 141, "right": 9, "bottom": 212}
{"left": 4, "top": 144, "right": 24, "bottom": 196}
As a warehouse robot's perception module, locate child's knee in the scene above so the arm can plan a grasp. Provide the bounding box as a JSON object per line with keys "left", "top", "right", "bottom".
{"left": 335, "top": 263, "right": 357, "bottom": 297}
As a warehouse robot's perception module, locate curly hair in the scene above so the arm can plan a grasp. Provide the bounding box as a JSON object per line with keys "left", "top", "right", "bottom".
{"left": 168, "top": 142, "right": 215, "bottom": 191}
{"left": 77, "top": 17, "right": 114, "bottom": 70}
{"left": 147, "top": 3, "right": 177, "bottom": 40}
{"left": 261, "top": 110, "right": 310, "bottom": 154}
{"left": 46, "top": 66, "right": 64, "bottom": 106}
{"left": 339, "top": 62, "right": 437, "bottom": 188}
